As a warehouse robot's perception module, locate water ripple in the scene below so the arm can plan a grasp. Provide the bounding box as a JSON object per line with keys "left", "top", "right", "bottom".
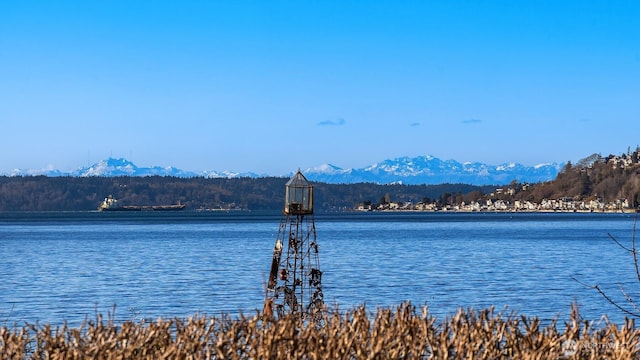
{"left": 0, "top": 212, "right": 637, "bottom": 326}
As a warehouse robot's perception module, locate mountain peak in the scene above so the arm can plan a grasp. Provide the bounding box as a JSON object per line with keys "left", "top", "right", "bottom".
{"left": 77, "top": 157, "right": 138, "bottom": 177}
{"left": 307, "top": 164, "right": 343, "bottom": 173}
{"left": 104, "top": 157, "right": 135, "bottom": 166}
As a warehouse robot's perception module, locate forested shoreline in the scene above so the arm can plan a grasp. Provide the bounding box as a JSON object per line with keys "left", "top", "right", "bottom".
{"left": 0, "top": 175, "right": 493, "bottom": 212}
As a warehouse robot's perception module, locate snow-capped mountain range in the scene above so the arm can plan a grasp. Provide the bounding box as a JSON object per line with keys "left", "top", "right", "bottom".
{"left": 5, "top": 156, "right": 563, "bottom": 185}
{"left": 306, "top": 156, "right": 562, "bottom": 185}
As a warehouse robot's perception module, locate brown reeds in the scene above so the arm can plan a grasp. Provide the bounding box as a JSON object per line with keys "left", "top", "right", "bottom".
{"left": 1, "top": 303, "right": 638, "bottom": 359}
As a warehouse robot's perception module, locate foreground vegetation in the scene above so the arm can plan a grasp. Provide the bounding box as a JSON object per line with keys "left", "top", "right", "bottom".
{"left": 1, "top": 303, "right": 638, "bottom": 359}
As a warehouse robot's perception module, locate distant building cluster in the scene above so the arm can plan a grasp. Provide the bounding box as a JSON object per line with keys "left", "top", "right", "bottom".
{"left": 356, "top": 178, "right": 637, "bottom": 213}
{"left": 605, "top": 151, "right": 640, "bottom": 168}
{"left": 355, "top": 197, "right": 635, "bottom": 213}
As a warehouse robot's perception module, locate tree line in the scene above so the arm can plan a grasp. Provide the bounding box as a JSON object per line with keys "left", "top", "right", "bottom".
{"left": 0, "top": 175, "right": 494, "bottom": 212}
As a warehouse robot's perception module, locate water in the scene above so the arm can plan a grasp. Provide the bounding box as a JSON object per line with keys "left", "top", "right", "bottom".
{"left": 1, "top": 211, "right": 638, "bottom": 327}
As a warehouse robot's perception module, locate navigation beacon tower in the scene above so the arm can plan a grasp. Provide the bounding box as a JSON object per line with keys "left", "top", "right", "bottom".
{"left": 264, "top": 170, "right": 324, "bottom": 322}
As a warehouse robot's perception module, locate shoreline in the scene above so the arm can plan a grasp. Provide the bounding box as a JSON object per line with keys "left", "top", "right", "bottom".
{"left": 355, "top": 208, "right": 639, "bottom": 214}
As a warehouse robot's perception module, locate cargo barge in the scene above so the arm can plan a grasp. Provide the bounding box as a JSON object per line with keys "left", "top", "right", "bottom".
{"left": 98, "top": 196, "right": 185, "bottom": 211}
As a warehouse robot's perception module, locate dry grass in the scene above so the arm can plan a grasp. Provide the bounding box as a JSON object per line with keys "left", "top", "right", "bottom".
{"left": 1, "top": 303, "right": 639, "bottom": 359}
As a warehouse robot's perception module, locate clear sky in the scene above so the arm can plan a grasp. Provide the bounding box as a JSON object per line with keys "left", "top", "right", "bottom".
{"left": 1, "top": 1, "right": 639, "bottom": 175}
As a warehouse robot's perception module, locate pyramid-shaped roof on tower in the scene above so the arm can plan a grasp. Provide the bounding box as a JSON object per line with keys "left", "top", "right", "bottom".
{"left": 286, "top": 170, "right": 311, "bottom": 187}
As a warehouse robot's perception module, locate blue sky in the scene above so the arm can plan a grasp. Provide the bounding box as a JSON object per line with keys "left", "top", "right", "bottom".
{"left": 1, "top": 1, "right": 639, "bottom": 175}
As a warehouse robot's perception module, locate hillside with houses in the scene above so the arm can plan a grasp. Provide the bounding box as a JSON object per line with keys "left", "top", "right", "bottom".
{"left": 358, "top": 149, "right": 640, "bottom": 212}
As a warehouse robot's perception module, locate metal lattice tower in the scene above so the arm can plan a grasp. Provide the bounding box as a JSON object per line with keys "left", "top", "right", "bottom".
{"left": 264, "top": 170, "right": 324, "bottom": 323}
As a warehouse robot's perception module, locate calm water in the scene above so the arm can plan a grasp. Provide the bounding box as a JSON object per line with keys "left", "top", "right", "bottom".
{"left": 1, "top": 211, "right": 638, "bottom": 327}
